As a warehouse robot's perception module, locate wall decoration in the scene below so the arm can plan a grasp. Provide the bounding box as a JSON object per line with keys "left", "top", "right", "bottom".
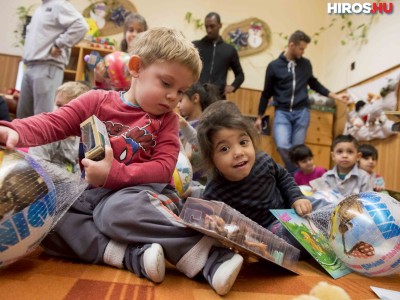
{"left": 82, "top": 0, "right": 137, "bottom": 37}
{"left": 13, "top": 5, "right": 35, "bottom": 48}
{"left": 222, "top": 18, "right": 271, "bottom": 57}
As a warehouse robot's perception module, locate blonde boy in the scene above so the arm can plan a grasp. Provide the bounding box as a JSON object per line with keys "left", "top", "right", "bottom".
{"left": 0, "top": 27, "right": 242, "bottom": 296}
{"left": 29, "top": 81, "right": 90, "bottom": 172}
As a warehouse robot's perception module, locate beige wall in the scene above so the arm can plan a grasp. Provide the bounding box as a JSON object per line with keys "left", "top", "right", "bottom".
{"left": 1, "top": 0, "right": 399, "bottom": 92}
{"left": 321, "top": 0, "right": 400, "bottom": 91}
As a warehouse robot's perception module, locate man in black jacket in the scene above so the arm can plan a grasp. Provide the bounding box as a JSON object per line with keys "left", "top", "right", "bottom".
{"left": 255, "top": 30, "right": 347, "bottom": 173}
{"left": 193, "top": 12, "right": 244, "bottom": 99}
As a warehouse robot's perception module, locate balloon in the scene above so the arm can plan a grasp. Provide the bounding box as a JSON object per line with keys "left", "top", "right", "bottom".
{"left": 104, "top": 51, "right": 131, "bottom": 90}
{"left": 328, "top": 192, "right": 400, "bottom": 276}
{"left": 0, "top": 148, "right": 56, "bottom": 267}
{"left": 173, "top": 151, "right": 193, "bottom": 197}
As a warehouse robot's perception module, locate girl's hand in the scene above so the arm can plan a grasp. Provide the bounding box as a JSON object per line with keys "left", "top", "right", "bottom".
{"left": 177, "top": 113, "right": 188, "bottom": 129}
{"left": 0, "top": 126, "right": 19, "bottom": 150}
{"left": 292, "top": 198, "right": 312, "bottom": 216}
{"left": 81, "top": 146, "right": 113, "bottom": 187}
{"left": 94, "top": 61, "right": 106, "bottom": 83}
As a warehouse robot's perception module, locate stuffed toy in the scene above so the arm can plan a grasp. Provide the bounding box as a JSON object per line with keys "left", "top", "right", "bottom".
{"left": 344, "top": 92, "right": 396, "bottom": 141}
{"left": 293, "top": 281, "right": 351, "bottom": 300}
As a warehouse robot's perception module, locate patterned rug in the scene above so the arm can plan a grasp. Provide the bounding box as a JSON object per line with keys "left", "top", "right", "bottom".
{"left": 0, "top": 248, "right": 399, "bottom": 300}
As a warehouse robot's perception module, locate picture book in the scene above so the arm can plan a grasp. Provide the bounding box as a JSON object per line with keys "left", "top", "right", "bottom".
{"left": 270, "top": 209, "right": 352, "bottom": 279}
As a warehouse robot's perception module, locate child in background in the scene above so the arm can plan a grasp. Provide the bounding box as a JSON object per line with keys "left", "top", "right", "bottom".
{"left": 358, "top": 144, "right": 385, "bottom": 191}
{"left": 29, "top": 81, "right": 90, "bottom": 173}
{"left": 177, "top": 82, "right": 219, "bottom": 184}
{"left": 197, "top": 102, "right": 313, "bottom": 255}
{"left": 320, "top": 134, "right": 372, "bottom": 196}
{"left": 289, "top": 144, "right": 327, "bottom": 186}
{"left": 0, "top": 27, "right": 242, "bottom": 296}
{"left": 178, "top": 82, "right": 219, "bottom": 152}
{"left": 120, "top": 13, "right": 148, "bottom": 52}
{"left": 94, "top": 13, "right": 148, "bottom": 90}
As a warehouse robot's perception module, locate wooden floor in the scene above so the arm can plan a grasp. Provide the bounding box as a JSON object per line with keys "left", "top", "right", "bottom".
{"left": 0, "top": 248, "right": 399, "bottom": 300}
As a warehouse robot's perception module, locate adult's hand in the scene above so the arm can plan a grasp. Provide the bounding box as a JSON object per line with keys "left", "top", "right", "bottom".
{"left": 254, "top": 116, "right": 262, "bottom": 133}
{"left": 224, "top": 85, "right": 235, "bottom": 95}
{"left": 329, "top": 92, "right": 349, "bottom": 104}
{"left": 50, "top": 45, "right": 62, "bottom": 57}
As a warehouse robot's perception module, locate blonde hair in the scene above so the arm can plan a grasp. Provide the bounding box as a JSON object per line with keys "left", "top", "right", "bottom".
{"left": 129, "top": 27, "right": 202, "bottom": 81}
{"left": 57, "top": 81, "right": 91, "bottom": 102}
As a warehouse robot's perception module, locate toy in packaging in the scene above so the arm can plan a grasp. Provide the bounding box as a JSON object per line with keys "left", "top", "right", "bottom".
{"left": 80, "top": 115, "right": 110, "bottom": 161}
{"left": 180, "top": 197, "right": 300, "bottom": 273}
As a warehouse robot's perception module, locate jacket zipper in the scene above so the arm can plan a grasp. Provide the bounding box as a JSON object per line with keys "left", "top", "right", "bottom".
{"left": 289, "top": 61, "right": 296, "bottom": 112}
{"left": 209, "top": 42, "right": 217, "bottom": 81}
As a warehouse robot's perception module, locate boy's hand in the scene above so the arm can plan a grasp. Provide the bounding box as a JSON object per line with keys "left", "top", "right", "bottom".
{"left": 373, "top": 185, "right": 384, "bottom": 192}
{"left": 292, "top": 198, "right": 312, "bottom": 216}
{"left": 0, "top": 126, "right": 19, "bottom": 150}
{"left": 81, "top": 146, "right": 113, "bottom": 187}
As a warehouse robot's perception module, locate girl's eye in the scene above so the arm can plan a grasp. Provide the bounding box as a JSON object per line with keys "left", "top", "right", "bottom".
{"left": 162, "top": 81, "right": 171, "bottom": 87}
{"left": 220, "top": 146, "right": 229, "bottom": 152}
{"left": 240, "top": 139, "right": 249, "bottom": 146}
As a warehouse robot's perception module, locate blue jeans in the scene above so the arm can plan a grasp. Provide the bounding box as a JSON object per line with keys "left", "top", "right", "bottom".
{"left": 273, "top": 107, "right": 310, "bottom": 173}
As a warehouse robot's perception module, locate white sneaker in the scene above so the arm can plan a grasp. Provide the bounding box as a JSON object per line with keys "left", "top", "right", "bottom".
{"left": 211, "top": 253, "right": 243, "bottom": 295}
{"left": 142, "top": 243, "right": 165, "bottom": 283}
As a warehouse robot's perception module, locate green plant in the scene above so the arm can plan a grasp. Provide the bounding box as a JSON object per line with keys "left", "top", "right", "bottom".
{"left": 184, "top": 12, "right": 204, "bottom": 30}
{"left": 14, "top": 5, "right": 35, "bottom": 48}
{"left": 276, "top": 0, "right": 392, "bottom": 47}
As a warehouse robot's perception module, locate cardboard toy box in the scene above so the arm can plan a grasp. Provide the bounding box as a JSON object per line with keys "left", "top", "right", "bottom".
{"left": 179, "top": 197, "right": 300, "bottom": 273}
{"left": 80, "top": 115, "right": 110, "bottom": 161}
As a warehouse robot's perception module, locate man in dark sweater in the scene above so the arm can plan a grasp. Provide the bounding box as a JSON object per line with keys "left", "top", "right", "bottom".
{"left": 255, "top": 30, "right": 347, "bottom": 173}
{"left": 193, "top": 12, "right": 244, "bottom": 99}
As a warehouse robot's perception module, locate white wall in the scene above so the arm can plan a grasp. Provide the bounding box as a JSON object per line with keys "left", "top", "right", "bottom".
{"left": 1, "top": 0, "right": 399, "bottom": 92}
{"left": 321, "top": 0, "right": 400, "bottom": 91}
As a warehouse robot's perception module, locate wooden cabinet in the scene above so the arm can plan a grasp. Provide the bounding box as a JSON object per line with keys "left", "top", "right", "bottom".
{"left": 305, "top": 109, "right": 334, "bottom": 169}
{"left": 64, "top": 42, "right": 114, "bottom": 85}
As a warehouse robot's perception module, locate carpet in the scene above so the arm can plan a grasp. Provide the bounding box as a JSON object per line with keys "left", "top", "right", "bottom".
{"left": 1, "top": 248, "right": 399, "bottom": 299}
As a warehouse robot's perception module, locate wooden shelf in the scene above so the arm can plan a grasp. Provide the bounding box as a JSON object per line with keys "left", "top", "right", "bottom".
{"left": 64, "top": 42, "right": 114, "bottom": 85}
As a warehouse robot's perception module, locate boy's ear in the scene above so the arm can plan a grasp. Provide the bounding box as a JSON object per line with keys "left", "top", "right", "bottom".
{"left": 192, "top": 93, "right": 200, "bottom": 103}
{"left": 356, "top": 151, "right": 362, "bottom": 161}
{"left": 129, "top": 55, "right": 141, "bottom": 76}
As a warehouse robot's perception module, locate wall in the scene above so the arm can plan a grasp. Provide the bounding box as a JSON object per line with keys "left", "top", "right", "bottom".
{"left": 1, "top": 0, "right": 325, "bottom": 91}
{"left": 321, "top": 0, "right": 400, "bottom": 92}
{"left": 2, "top": 1, "right": 398, "bottom": 93}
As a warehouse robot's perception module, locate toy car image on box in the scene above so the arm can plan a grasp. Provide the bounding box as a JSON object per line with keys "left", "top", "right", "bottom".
{"left": 179, "top": 197, "right": 300, "bottom": 273}
{"left": 80, "top": 115, "right": 111, "bottom": 161}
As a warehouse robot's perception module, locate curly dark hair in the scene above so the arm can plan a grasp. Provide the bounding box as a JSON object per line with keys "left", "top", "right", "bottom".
{"left": 197, "top": 101, "right": 258, "bottom": 178}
